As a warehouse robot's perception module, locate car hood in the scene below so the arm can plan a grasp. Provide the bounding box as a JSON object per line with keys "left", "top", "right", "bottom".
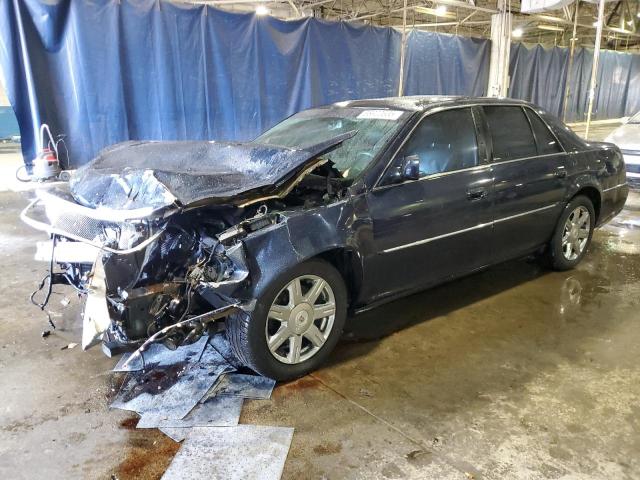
{"left": 70, "top": 132, "right": 355, "bottom": 211}
{"left": 605, "top": 123, "right": 640, "bottom": 151}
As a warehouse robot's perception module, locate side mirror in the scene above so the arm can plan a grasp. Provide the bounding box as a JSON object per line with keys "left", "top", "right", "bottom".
{"left": 401, "top": 155, "right": 420, "bottom": 181}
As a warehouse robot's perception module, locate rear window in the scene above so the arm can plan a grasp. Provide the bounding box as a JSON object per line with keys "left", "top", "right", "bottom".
{"left": 484, "top": 106, "right": 537, "bottom": 161}
{"left": 525, "top": 109, "right": 563, "bottom": 155}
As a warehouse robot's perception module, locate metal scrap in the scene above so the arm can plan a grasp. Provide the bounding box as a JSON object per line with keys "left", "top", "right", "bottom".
{"left": 161, "top": 425, "right": 294, "bottom": 480}
{"left": 110, "top": 344, "right": 234, "bottom": 420}
{"left": 137, "top": 395, "right": 243, "bottom": 429}
{"left": 112, "top": 336, "right": 208, "bottom": 373}
{"left": 211, "top": 373, "right": 276, "bottom": 400}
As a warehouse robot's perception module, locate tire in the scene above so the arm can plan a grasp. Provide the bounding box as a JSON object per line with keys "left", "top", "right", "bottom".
{"left": 548, "top": 195, "right": 595, "bottom": 271}
{"left": 226, "top": 259, "right": 347, "bottom": 381}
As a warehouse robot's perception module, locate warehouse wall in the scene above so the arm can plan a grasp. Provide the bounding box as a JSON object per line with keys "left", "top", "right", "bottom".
{"left": 509, "top": 42, "right": 640, "bottom": 122}
{"left": 1, "top": 0, "right": 639, "bottom": 166}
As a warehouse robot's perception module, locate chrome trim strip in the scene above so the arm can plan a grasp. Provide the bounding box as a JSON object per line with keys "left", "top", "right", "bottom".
{"left": 372, "top": 164, "right": 492, "bottom": 192}
{"left": 382, "top": 221, "right": 492, "bottom": 253}
{"left": 492, "top": 152, "right": 567, "bottom": 165}
{"left": 602, "top": 183, "right": 628, "bottom": 193}
{"left": 492, "top": 203, "right": 558, "bottom": 224}
{"left": 381, "top": 203, "right": 559, "bottom": 253}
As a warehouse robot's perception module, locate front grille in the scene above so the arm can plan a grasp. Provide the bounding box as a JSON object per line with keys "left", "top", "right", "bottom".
{"left": 45, "top": 206, "right": 121, "bottom": 242}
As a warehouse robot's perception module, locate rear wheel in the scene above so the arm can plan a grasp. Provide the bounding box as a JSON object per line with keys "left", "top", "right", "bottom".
{"left": 226, "top": 259, "right": 347, "bottom": 381}
{"left": 548, "top": 195, "right": 595, "bottom": 271}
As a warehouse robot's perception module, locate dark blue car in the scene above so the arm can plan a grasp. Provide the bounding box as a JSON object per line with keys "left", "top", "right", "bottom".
{"left": 23, "top": 96, "right": 628, "bottom": 380}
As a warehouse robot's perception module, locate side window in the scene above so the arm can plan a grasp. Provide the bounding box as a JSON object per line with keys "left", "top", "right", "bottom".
{"left": 397, "top": 108, "right": 478, "bottom": 178}
{"left": 524, "top": 108, "right": 563, "bottom": 155}
{"left": 484, "top": 106, "right": 537, "bottom": 161}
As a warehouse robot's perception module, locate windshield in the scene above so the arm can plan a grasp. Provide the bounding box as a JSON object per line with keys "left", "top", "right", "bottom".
{"left": 629, "top": 111, "right": 640, "bottom": 124}
{"left": 254, "top": 107, "right": 409, "bottom": 180}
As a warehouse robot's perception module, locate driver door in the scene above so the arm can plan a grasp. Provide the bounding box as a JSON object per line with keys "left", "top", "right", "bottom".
{"left": 362, "top": 107, "right": 494, "bottom": 302}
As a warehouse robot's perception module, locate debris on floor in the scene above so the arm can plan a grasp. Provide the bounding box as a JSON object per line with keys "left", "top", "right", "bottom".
{"left": 111, "top": 341, "right": 234, "bottom": 420}
{"left": 112, "top": 335, "right": 209, "bottom": 373}
{"left": 60, "top": 342, "right": 78, "bottom": 350}
{"left": 110, "top": 333, "right": 293, "bottom": 479}
{"left": 211, "top": 373, "right": 276, "bottom": 400}
{"left": 161, "top": 425, "right": 294, "bottom": 480}
{"left": 137, "top": 395, "right": 244, "bottom": 429}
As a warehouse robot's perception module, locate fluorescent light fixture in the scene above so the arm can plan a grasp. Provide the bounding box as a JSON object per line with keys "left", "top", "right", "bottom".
{"left": 255, "top": 5, "right": 269, "bottom": 15}
{"left": 512, "top": 27, "right": 524, "bottom": 38}
{"left": 537, "top": 24, "right": 565, "bottom": 32}
{"left": 414, "top": 5, "right": 456, "bottom": 19}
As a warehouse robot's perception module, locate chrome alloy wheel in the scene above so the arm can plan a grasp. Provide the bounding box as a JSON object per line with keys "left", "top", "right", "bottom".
{"left": 265, "top": 275, "right": 336, "bottom": 364}
{"left": 562, "top": 206, "right": 590, "bottom": 261}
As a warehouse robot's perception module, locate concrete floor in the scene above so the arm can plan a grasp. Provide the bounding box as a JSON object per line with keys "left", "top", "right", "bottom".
{"left": 1, "top": 125, "right": 639, "bottom": 479}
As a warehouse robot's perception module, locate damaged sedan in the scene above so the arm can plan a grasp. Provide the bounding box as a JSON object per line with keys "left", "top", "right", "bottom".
{"left": 22, "top": 96, "right": 628, "bottom": 380}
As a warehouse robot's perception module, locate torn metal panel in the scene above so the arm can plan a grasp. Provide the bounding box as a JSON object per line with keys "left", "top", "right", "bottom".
{"left": 111, "top": 345, "right": 234, "bottom": 419}
{"left": 112, "top": 335, "right": 208, "bottom": 373}
{"left": 212, "top": 373, "right": 276, "bottom": 400}
{"left": 81, "top": 259, "right": 111, "bottom": 349}
{"left": 137, "top": 395, "right": 243, "bottom": 429}
{"left": 161, "top": 425, "right": 294, "bottom": 480}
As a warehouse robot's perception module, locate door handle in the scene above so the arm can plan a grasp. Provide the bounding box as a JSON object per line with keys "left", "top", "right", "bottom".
{"left": 555, "top": 168, "right": 567, "bottom": 178}
{"left": 467, "top": 188, "right": 487, "bottom": 201}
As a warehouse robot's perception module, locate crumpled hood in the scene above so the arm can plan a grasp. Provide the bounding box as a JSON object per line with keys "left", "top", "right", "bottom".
{"left": 70, "top": 132, "right": 355, "bottom": 211}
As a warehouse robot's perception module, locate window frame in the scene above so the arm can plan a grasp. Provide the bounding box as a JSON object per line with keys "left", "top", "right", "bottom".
{"left": 373, "top": 105, "right": 488, "bottom": 190}
{"left": 481, "top": 105, "right": 566, "bottom": 164}
{"left": 523, "top": 106, "right": 565, "bottom": 157}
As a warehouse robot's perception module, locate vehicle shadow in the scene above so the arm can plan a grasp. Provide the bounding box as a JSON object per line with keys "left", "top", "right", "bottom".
{"left": 327, "top": 257, "right": 549, "bottom": 367}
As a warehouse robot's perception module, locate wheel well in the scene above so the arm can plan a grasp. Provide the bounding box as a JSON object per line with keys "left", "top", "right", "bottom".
{"left": 574, "top": 187, "right": 601, "bottom": 223}
{"left": 315, "top": 248, "right": 361, "bottom": 308}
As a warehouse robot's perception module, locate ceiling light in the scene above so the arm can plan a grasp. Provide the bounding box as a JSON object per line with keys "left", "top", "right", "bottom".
{"left": 255, "top": 5, "right": 269, "bottom": 15}
{"left": 414, "top": 5, "right": 456, "bottom": 19}
{"left": 512, "top": 27, "right": 524, "bottom": 38}
{"left": 537, "top": 24, "right": 565, "bottom": 32}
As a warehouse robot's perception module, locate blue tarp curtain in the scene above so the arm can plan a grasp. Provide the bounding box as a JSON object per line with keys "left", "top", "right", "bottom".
{"left": 1, "top": 0, "right": 640, "bottom": 167}
{"left": 509, "top": 42, "right": 640, "bottom": 122}
{"left": 0, "top": 0, "right": 490, "bottom": 167}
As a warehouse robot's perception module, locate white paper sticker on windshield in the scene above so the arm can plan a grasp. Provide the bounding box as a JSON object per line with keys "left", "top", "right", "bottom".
{"left": 356, "top": 109, "right": 403, "bottom": 120}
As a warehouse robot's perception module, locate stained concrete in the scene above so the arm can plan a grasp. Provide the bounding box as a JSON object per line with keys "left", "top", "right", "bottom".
{"left": 1, "top": 132, "right": 639, "bottom": 479}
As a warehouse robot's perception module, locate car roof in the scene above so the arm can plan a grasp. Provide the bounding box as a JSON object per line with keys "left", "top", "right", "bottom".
{"left": 332, "top": 95, "right": 532, "bottom": 112}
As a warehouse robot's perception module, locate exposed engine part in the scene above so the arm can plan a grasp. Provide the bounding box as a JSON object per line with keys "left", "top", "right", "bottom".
{"left": 122, "top": 303, "right": 241, "bottom": 369}
{"left": 217, "top": 207, "right": 279, "bottom": 245}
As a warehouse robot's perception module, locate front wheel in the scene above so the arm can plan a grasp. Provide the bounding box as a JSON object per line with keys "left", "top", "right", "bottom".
{"left": 226, "top": 259, "right": 347, "bottom": 381}
{"left": 547, "top": 195, "right": 595, "bottom": 271}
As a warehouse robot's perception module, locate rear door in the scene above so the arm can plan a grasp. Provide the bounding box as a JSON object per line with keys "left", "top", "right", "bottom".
{"left": 362, "top": 107, "right": 494, "bottom": 303}
{"left": 482, "top": 105, "right": 568, "bottom": 262}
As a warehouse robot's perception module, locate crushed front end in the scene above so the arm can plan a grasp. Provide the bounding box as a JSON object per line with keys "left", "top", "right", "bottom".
{"left": 21, "top": 136, "right": 352, "bottom": 357}
{"left": 22, "top": 186, "right": 268, "bottom": 354}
